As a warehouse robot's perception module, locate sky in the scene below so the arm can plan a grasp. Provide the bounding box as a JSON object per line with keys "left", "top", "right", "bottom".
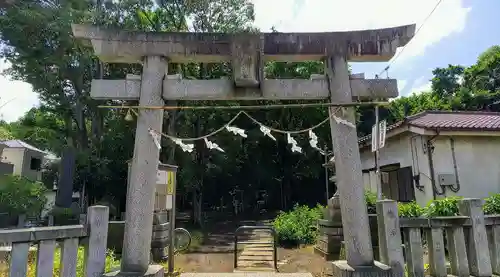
{"left": 0, "top": 0, "right": 498, "bottom": 123}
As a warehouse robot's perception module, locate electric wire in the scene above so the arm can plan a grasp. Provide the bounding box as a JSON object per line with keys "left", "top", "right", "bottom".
{"left": 377, "top": 0, "right": 443, "bottom": 77}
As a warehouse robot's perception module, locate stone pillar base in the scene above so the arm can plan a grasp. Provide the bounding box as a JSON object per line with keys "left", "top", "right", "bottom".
{"left": 337, "top": 241, "right": 380, "bottom": 261}
{"left": 332, "top": 261, "right": 391, "bottom": 277}
{"left": 315, "top": 194, "right": 344, "bottom": 261}
{"left": 103, "top": 265, "right": 164, "bottom": 277}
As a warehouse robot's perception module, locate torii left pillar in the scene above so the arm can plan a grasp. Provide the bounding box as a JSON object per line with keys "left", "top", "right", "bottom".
{"left": 122, "top": 56, "right": 167, "bottom": 276}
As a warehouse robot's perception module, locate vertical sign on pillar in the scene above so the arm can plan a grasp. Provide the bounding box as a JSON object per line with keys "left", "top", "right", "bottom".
{"left": 155, "top": 169, "right": 168, "bottom": 211}
{"left": 166, "top": 165, "right": 177, "bottom": 274}
{"left": 165, "top": 170, "right": 175, "bottom": 210}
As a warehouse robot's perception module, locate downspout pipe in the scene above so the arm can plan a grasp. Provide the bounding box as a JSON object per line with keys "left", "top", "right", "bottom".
{"left": 409, "top": 134, "right": 424, "bottom": 191}
{"left": 427, "top": 130, "right": 445, "bottom": 199}
{"left": 449, "top": 137, "right": 461, "bottom": 193}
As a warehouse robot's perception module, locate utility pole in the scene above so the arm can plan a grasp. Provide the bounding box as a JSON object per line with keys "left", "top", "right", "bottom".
{"left": 374, "top": 105, "right": 382, "bottom": 200}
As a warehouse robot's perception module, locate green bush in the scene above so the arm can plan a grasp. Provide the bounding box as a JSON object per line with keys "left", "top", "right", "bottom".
{"left": 272, "top": 204, "right": 323, "bottom": 247}
{"left": 424, "top": 196, "right": 462, "bottom": 217}
{"left": 484, "top": 193, "right": 500, "bottom": 215}
{"left": 398, "top": 201, "right": 425, "bottom": 218}
{"left": 365, "top": 190, "right": 378, "bottom": 214}
{"left": 0, "top": 175, "right": 47, "bottom": 216}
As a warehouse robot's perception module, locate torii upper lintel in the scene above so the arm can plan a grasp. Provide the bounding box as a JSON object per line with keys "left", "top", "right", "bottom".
{"left": 72, "top": 24, "right": 416, "bottom": 64}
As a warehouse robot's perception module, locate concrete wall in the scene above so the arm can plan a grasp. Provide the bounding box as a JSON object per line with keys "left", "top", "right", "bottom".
{"left": 432, "top": 136, "right": 500, "bottom": 200}
{"left": 360, "top": 132, "right": 500, "bottom": 206}
{"left": 1, "top": 148, "right": 25, "bottom": 175}
{"left": 1, "top": 148, "right": 44, "bottom": 181}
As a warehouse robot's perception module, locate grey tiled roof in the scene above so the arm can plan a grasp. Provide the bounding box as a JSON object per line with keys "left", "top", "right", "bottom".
{"left": 359, "top": 110, "right": 500, "bottom": 143}
{"left": 408, "top": 111, "right": 500, "bottom": 130}
{"left": 0, "top": 140, "right": 49, "bottom": 155}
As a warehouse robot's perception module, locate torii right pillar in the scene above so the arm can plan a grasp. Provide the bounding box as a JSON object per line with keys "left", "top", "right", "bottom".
{"left": 326, "top": 54, "right": 383, "bottom": 275}
{"left": 327, "top": 55, "right": 374, "bottom": 266}
{"left": 324, "top": 52, "right": 414, "bottom": 276}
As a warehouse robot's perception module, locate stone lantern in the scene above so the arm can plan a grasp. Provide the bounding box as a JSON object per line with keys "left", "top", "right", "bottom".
{"left": 315, "top": 158, "right": 344, "bottom": 260}
{"left": 316, "top": 157, "right": 380, "bottom": 261}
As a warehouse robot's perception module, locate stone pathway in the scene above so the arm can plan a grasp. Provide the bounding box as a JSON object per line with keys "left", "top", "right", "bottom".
{"left": 178, "top": 220, "right": 284, "bottom": 273}
{"left": 235, "top": 230, "right": 276, "bottom": 272}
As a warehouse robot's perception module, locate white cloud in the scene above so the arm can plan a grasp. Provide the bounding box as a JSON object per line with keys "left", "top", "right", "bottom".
{"left": 397, "top": 80, "right": 408, "bottom": 92}
{"left": 408, "top": 75, "right": 433, "bottom": 94}
{"left": 253, "top": 0, "right": 470, "bottom": 66}
{"left": 411, "top": 82, "right": 432, "bottom": 94}
{"left": 0, "top": 60, "right": 39, "bottom": 123}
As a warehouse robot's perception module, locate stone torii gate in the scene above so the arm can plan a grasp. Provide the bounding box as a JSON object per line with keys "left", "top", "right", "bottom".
{"left": 72, "top": 24, "right": 415, "bottom": 277}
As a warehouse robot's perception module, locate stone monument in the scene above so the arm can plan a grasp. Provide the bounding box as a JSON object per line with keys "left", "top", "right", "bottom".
{"left": 72, "top": 23, "right": 415, "bottom": 277}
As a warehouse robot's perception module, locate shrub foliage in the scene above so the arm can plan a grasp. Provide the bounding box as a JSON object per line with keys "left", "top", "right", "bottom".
{"left": 0, "top": 175, "right": 47, "bottom": 216}
{"left": 271, "top": 192, "right": 500, "bottom": 248}
{"left": 398, "top": 201, "right": 425, "bottom": 218}
{"left": 272, "top": 204, "right": 323, "bottom": 246}
{"left": 484, "top": 193, "right": 500, "bottom": 215}
{"left": 424, "top": 196, "right": 462, "bottom": 217}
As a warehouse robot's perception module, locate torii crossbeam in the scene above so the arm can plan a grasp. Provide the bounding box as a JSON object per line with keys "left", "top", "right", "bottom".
{"left": 72, "top": 23, "right": 415, "bottom": 277}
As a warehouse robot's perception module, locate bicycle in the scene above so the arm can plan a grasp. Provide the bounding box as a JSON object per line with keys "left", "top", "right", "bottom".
{"left": 172, "top": 227, "right": 192, "bottom": 253}
{"left": 150, "top": 227, "right": 192, "bottom": 262}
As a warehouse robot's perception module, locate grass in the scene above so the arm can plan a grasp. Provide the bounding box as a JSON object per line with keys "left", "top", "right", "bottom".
{"left": 0, "top": 246, "right": 120, "bottom": 277}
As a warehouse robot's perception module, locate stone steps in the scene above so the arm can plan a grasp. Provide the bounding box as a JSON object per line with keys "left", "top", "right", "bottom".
{"left": 239, "top": 255, "right": 274, "bottom": 261}
{"left": 234, "top": 230, "right": 276, "bottom": 272}
{"left": 241, "top": 248, "right": 274, "bottom": 253}
{"left": 238, "top": 240, "right": 273, "bottom": 245}
{"left": 236, "top": 247, "right": 275, "bottom": 272}
{"left": 233, "top": 267, "right": 276, "bottom": 273}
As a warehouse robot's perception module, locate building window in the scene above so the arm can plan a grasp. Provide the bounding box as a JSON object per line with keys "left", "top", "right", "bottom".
{"left": 30, "top": 158, "right": 42, "bottom": 171}
{"left": 381, "top": 166, "right": 415, "bottom": 202}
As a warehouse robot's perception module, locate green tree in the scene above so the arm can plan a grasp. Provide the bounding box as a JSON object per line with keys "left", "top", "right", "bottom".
{"left": 0, "top": 126, "right": 12, "bottom": 140}
{"left": 464, "top": 45, "right": 500, "bottom": 93}
{"left": 0, "top": 175, "right": 48, "bottom": 216}
{"left": 373, "top": 45, "right": 500, "bottom": 127}
{"left": 431, "top": 65, "right": 465, "bottom": 99}
{"left": 0, "top": 0, "right": 149, "bottom": 207}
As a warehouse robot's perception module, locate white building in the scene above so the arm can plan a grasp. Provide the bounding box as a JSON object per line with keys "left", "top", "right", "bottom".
{"left": 0, "top": 140, "right": 48, "bottom": 182}
{"left": 358, "top": 111, "right": 500, "bottom": 207}
{"left": 0, "top": 140, "right": 79, "bottom": 217}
